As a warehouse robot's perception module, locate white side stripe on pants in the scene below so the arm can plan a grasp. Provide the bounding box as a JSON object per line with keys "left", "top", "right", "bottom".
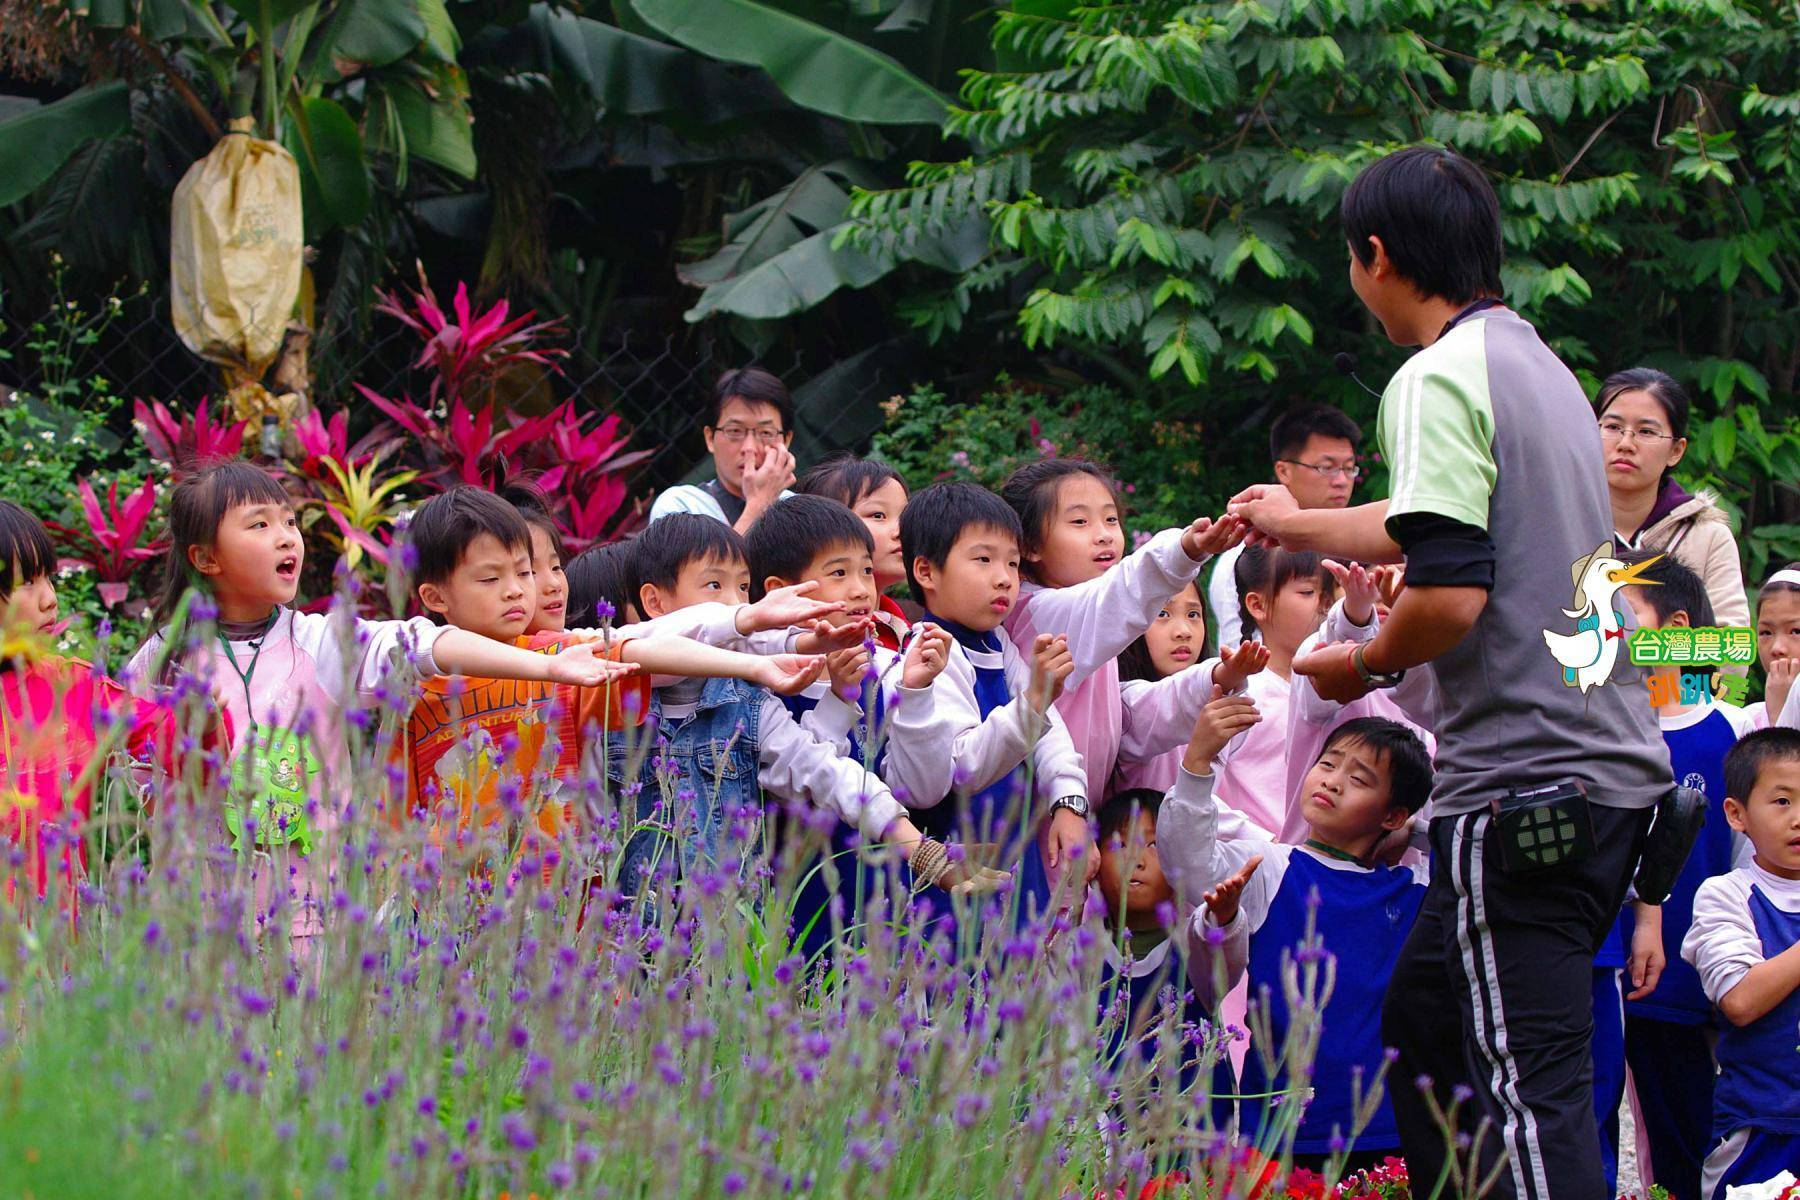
{"left": 1451, "top": 814, "right": 1552, "bottom": 1200}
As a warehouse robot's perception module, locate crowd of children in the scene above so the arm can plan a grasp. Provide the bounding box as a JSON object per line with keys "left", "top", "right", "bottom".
{"left": 0, "top": 365, "right": 1797, "bottom": 1195}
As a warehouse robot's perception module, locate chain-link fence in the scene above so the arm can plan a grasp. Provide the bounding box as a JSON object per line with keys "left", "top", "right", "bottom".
{"left": 0, "top": 288, "right": 900, "bottom": 500}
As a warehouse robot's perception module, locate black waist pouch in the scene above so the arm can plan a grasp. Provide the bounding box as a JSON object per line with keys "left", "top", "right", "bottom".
{"left": 1634, "top": 786, "right": 1707, "bottom": 905}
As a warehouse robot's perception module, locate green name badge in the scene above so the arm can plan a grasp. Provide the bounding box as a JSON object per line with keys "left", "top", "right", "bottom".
{"left": 226, "top": 724, "right": 321, "bottom": 856}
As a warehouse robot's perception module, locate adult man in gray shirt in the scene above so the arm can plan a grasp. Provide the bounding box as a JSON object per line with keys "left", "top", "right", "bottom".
{"left": 1231, "top": 146, "right": 1671, "bottom": 1199}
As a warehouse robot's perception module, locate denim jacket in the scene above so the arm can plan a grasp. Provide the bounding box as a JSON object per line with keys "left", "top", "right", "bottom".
{"left": 610, "top": 676, "right": 763, "bottom": 899}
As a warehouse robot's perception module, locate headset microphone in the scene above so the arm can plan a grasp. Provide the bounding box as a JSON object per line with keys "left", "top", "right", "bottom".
{"left": 1334, "top": 351, "right": 1383, "bottom": 400}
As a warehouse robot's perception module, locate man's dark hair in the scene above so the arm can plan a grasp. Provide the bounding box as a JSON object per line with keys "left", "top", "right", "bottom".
{"left": 1099, "top": 788, "right": 1161, "bottom": 847}
{"left": 1321, "top": 717, "right": 1434, "bottom": 816}
{"left": 1724, "top": 727, "right": 1800, "bottom": 807}
{"left": 899, "top": 481, "right": 1023, "bottom": 605}
{"left": 627, "top": 513, "right": 747, "bottom": 605}
{"left": 744, "top": 495, "right": 875, "bottom": 602}
{"left": 1618, "top": 549, "right": 1714, "bottom": 630}
{"left": 408, "top": 486, "right": 532, "bottom": 587}
{"left": 796, "top": 452, "right": 908, "bottom": 509}
{"left": 1271, "top": 404, "right": 1363, "bottom": 462}
{"left": 998, "top": 458, "right": 1121, "bottom": 583}
{"left": 1341, "top": 145, "right": 1503, "bottom": 305}
{"left": 709, "top": 366, "right": 794, "bottom": 432}
{"left": 566, "top": 538, "right": 635, "bottom": 626}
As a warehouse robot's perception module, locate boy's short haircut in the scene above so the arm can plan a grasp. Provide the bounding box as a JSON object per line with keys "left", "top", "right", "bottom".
{"left": 627, "top": 513, "right": 747, "bottom": 605}
{"left": 796, "top": 453, "right": 907, "bottom": 510}
{"left": 899, "top": 481, "right": 1023, "bottom": 605}
{"left": 744, "top": 495, "right": 875, "bottom": 601}
{"left": 1233, "top": 544, "right": 1328, "bottom": 638}
{"left": 1270, "top": 404, "right": 1363, "bottom": 462}
{"left": 1618, "top": 549, "right": 1715, "bottom": 629}
{"left": 1322, "top": 717, "right": 1433, "bottom": 816}
{"left": 1340, "top": 145, "right": 1503, "bottom": 306}
{"left": 1099, "top": 788, "right": 1162, "bottom": 847}
{"left": 566, "top": 538, "right": 635, "bottom": 626}
{"left": 999, "top": 458, "right": 1121, "bottom": 575}
{"left": 1724, "top": 727, "right": 1800, "bottom": 807}
{"left": 710, "top": 367, "right": 794, "bottom": 432}
{"left": 408, "top": 486, "right": 533, "bottom": 587}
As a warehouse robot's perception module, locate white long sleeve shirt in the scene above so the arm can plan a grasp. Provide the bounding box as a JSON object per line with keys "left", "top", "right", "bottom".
{"left": 1681, "top": 860, "right": 1800, "bottom": 1007}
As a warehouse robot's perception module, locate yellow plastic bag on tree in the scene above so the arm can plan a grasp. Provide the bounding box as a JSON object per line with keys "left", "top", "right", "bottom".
{"left": 170, "top": 117, "right": 304, "bottom": 389}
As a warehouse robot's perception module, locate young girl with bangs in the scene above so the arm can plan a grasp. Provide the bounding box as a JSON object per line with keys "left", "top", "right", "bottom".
{"left": 996, "top": 458, "right": 1251, "bottom": 878}
{"left": 0, "top": 501, "right": 180, "bottom": 915}
{"left": 124, "top": 460, "right": 631, "bottom": 943}
{"left": 796, "top": 453, "right": 913, "bottom": 650}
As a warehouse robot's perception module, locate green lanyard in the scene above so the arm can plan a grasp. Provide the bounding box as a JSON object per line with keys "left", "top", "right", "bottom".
{"left": 1304, "top": 838, "right": 1369, "bottom": 868}
{"left": 216, "top": 608, "right": 278, "bottom": 713}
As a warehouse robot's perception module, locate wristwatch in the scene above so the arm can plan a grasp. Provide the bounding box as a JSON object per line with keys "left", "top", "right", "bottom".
{"left": 1049, "top": 794, "right": 1091, "bottom": 819}
{"left": 1351, "top": 643, "right": 1406, "bottom": 689}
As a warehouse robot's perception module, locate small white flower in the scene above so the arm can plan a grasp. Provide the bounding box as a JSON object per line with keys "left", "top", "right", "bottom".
{"left": 1726, "top": 1173, "right": 1799, "bottom": 1200}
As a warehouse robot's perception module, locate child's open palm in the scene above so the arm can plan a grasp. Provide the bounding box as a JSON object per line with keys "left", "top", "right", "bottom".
{"left": 901, "top": 623, "right": 952, "bottom": 690}
{"left": 1214, "top": 640, "right": 1271, "bottom": 693}
{"left": 795, "top": 616, "right": 875, "bottom": 655}
{"left": 1183, "top": 686, "right": 1261, "bottom": 773}
{"left": 1323, "top": 559, "right": 1380, "bottom": 626}
{"left": 545, "top": 643, "right": 641, "bottom": 688}
{"left": 1029, "top": 633, "right": 1074, "bottom": 714}
{"left": 756, "top": 654, "right": 826, "bottom": 696}
{"left": 1374, "top": 564, "right": 1406, "bottom": 612}
{"left": 1204, "top": 855, "right": 1262, "bottom": 927}
{"left": 1181, "top": 514, "right": 1246, "bottom": 561}
{"left": 744, "top": 580, "right": 843, "bottom": 634}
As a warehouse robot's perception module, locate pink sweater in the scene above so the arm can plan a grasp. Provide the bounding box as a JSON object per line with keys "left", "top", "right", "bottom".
{"left": 1003, "top": 528, "right": 1207, "bottom": 804}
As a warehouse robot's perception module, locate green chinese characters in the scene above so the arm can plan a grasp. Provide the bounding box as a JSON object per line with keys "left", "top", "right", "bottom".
{"left": 1628, "top": 625, "right": 1756, "bottom": 668}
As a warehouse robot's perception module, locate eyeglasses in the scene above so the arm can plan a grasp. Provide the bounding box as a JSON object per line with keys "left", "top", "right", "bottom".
{"left": 711, "top": 425, "right": 787, "bottom": 445}
{"left": 1279, "top": 459, "right": 1361, "bottom": 481}
{"left": 1597, "top": 419, "right": 1676, "bottom": 446}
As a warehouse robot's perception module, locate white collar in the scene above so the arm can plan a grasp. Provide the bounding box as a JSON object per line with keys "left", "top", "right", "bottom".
{"left": 1747, "top": 859, "right": 1800, "bottom": 909}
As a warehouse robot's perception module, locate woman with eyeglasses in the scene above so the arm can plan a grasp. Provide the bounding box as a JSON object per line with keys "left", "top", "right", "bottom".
{"left": 1597, "top": 367, "right": 1750, "bottom": 635}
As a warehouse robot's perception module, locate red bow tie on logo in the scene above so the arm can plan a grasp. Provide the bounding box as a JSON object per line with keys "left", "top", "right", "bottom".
{"left": 1604, "top": 627, "right": 1626, "bottom": 641}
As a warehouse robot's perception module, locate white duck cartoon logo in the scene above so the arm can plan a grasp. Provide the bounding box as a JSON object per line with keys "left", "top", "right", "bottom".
{"left": 1542, "top": 541, "right": 1663, "bottom": 693}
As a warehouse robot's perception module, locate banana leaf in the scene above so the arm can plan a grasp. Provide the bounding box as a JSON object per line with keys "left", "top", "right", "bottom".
{"left": 283, "top": 95, "right": 371, "bottom": 234}
{"left": 0, "top": 82, "right": 133, "bottom": 208}
{"left": 626, "top": 0, "right": 948, "bottom": 125}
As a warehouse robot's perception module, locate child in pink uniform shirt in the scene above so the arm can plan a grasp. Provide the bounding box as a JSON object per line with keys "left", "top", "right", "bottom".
{"left": 1212, "top": 545, "right": 1333, "bottom": 835}
{"left": 126, "top": 461, "right": 632, "bottom": 946}
{"left": 996, "top": 459, "right": 1245, "bottom": 819}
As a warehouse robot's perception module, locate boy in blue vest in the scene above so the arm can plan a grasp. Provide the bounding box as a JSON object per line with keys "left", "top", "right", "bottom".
{"left": 1682, "top": 728, "right": 1800, "bottom": 1199}
{"left": 613, "top": 514, "right": 988, "bottom": 910}
{"left": 744, "top": 494, "right": 969, "bottom": 959}
{"left": 891, "top": 481, "right": 1089, "bottom": 939}
{"left": 1615, "top": 551, "right": 1758, "bottom": 1199}
{"left": 1159, "top": 693, "right": 1430, "bottom": 1174}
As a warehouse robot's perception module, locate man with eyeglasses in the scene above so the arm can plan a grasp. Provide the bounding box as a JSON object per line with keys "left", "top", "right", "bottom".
{"left": 1227, "top": 146, "right": 1672, "bottom": 1200}
{"left": 648, "top": 367, "right": 797, "bottom": 535}
{"left": 1207, "top": 404, "right": 1363, "bottom": 647}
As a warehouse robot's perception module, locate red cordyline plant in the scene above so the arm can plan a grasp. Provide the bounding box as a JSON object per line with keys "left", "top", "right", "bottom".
{"left": 373, "top": 267, "right": 567, "bottom": 408}
{"left": 291, "top": 407, "right": 394, "bottom": 481}
{"left": 134, "top": 397, "right": 248, "bottom": 472}
{"left": 47, "top": 476, "right": 170, "bottom": 607}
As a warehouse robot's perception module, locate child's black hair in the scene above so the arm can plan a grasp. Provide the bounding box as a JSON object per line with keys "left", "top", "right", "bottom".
{"left": 155, "top": 459, "right": 292, "bottom": 622}
{"left": 497, "top": 477, "right": 566, "bottom": 565}
{"left": 1759, "top": 561, "right": 1800, "bottom": 606}
{"left": 1724, "top": 727, "right": 1800, "bottom": 809}
{"left": 0, "top": 500, "right": 58, "bottom": 601}
{"left": 1271, "top": 404, "right": 1363, "bottom": 463}
{"left": 565, "top": 538, "right": 635, "bottom": 627}
{"left": 626, "top": 514, "right": 747, "bottom": 609}
{"left": 1098, "top": 788, "right": 1162, "bottom": 848}
{"left": 999, "top": 458, "right": 1121, "bottom": 582}
{"left": 1618, "top": 549, "right": 1713, "bottom": 629}
{"left": 1341, "top": 145, "right": 1503, "bottom": 306}
{"left": 1118, "top": 582, "right": 1206, "bottom": 683}
{"left": 1321, "top": 717, "right": 1433, "bottom": 816}
{"left": 744, "top": 495, "right": 874, "bottom": 602}
{"left": 407, "top": 485, "right": 533, "bottom": 588}
{"left": 1233, "top": 544, "right": 1328, "bottom": 640}
{"left": 796, "top": 452, "right": 907, "bottom": 510}
{"left": 709, "top": 367, "right": 794, "bottom": 432}
{"left": 899, "top": 481, "right": 1023, "bottom": 606}
{"left": 1596, "top": 368, "right": 1691, "bottom": 487}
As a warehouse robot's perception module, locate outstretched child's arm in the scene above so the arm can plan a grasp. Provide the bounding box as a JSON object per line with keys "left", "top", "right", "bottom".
{"left": 615, "top": 636, "right": 824, "bottom": 695}
{"left": 430, "top": 628, "right": 640, "bottom": 687}
{"left": 1157, "top": 765, "right": 1272, "bottom": 998}
{"left": 1004, "top": 518, "right": 1241, "bottom": 686}
{"left": 1117, "top": 641, "right": 1270, "bottom": 767}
